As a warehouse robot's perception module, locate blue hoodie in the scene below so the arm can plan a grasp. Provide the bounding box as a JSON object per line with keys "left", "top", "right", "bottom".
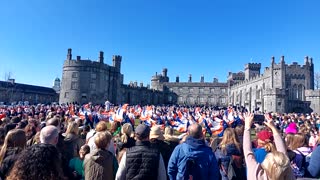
{"left": 307, "top": 145, "right": 320, "bottom": 178}
{"left": 167, "top": 137, "right": 219, "bottom": 180}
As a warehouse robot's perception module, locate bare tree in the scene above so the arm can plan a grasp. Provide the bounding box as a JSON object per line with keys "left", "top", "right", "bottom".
{"left": 315, "top": 72, "right": 320, "bottom": 90}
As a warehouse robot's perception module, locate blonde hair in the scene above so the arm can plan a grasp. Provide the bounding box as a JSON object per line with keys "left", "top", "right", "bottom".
{"left": 290, "top": 133, "right": 307, "bottom": 150}
{"left": 65, "top": 121, "right": 79, "bottom": 135}
{"left": 219, "top": 128, "right": 241, "bottom": 154}
{"left": 94, "top": 131, "right": 112, "bottom": 149}
{"left": 164, "top": 127, "right": 174, "bottom": 136}
{"left": 0, "top": 129, "right": 26, "bottom": 164}
{"left": 261, "top": 151, "right": 292, "bottom": 180}
{"left": 121, "top": 123, "right": 133, "bottom": 144}
{"left": 95, "top": 121, "right": 108, "bottom": 132}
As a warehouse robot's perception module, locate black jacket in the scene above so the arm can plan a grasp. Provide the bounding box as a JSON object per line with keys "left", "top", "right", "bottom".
{"left": 0, "top": 147, "right": 23, "bottom": 179}
{"left": 126, "top": 141, "right": 160, "bottom": 180}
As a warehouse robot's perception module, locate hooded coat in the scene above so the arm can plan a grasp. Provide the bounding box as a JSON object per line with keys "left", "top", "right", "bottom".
{"left": 63, "top": 133, "right": 84, "bottom": 163}
{"left": 167, "top": 137, "right": 219, "bottom": 180}
{"left": 84, "top": 149, "right": 118, "bottom": 180}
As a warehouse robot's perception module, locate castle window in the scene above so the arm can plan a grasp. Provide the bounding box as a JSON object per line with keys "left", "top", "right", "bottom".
{"left": 189, "top": 88, "right": 193, "bottom": 93}
{"left": 90, "top": 83, "right": 96, "bottom": 89}
{"left": 221, "top": 97, "right": 226, "bottom": 104}
{"left": 72, "top": 72, "right": 78, "bottom": 78}
{"left": 168, "top": 96, "right": 172, "bottom": 102}
{"left": 199, "top": 88, "right": 204, "bottom": 93}
{"left": 91, "top": 73, "right": 97, "bottom": 80}
{"left": 71, "top": 82, "right": 78, "bottom": 90}
{"left": 179, "top": 88, "right": 183, "bottom": 92}
{"left": 64, "top": 92, "right": 69, "bottom": 98}
{"left": 222, "top": 89, "right": 226, "bottom": 93}
{"left": 105, "top": 75, "right": 109, "bottom": 81}
{"left": 211, "top": 88, "right": 215, "bottom": 93}
{"left": 178, "top": 97, "right": 183, "bottom": 102}
{"left": 200, "top": 97, "right": 205, "bottom": 102}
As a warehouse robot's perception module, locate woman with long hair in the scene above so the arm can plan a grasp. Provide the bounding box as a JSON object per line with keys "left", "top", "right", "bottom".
{"left": 243, "top": 113, "right": 295, "bottom": 180}
{"left": 6, "top": 143, "right": 65, "bottom": 180}
{"left": 63, "top": 121, "right": 85, "bottom": 163}
{"left": 215, "top": 128, "right": 244, "bottom": 180}
{"left": 0, "top": 129, "right": 26, "bottom": 179}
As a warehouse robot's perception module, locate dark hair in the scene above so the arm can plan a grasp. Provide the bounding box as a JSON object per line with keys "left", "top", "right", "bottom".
{"left": 7, "top": 144, "right": 65, "bottom": 180}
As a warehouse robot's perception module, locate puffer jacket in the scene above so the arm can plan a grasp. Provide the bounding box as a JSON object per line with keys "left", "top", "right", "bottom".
{"left": 84, "top": 149, "right": 118, "bottom": 180}
{"left": 167, "top": 137, "right": 219, "bottom": 180}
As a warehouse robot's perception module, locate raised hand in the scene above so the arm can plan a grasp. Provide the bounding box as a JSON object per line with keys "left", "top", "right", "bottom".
{"left": 244, "top": 112, "right": 254, "bottom": 129}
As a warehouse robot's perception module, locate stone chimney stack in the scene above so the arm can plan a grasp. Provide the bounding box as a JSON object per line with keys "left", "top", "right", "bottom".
{"left": 67, "top": 48, "right": 72, "bottom": 60}
{"left": 188, "top": 74, "right": 192, "bottom": 83}
{"left": 200, "top": 75, "right": 204, "bottom": 83}
{"left": 99, "top": 51, "right": 104, "bottom": 63}
{"left": 76, "top": 56, "right": 81, "bottom": 61}
{"left": 176, "top": 76, "right": 179, "bottom": 83}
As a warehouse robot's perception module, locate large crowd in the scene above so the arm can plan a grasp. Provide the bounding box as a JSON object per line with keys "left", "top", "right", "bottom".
{"left": 0, "top": 102, "right": 320, "bottom": 180}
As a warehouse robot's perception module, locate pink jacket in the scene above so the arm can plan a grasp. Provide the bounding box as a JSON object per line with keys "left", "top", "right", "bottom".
{"left": 243, "top": 129, "right": 296, "bottom": 180}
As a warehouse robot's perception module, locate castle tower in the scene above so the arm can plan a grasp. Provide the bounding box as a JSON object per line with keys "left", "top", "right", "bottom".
{"left": 176, "top": 75, "right": 179, "bottom": 83}
{"left": 112, "top": 55, "right": 122, "bottom": 72}
{"left": 200, "top": 75, "right": 204, "bottom": 83}
{"left": 244, "top": 63, "right": 261, "bottom": 80}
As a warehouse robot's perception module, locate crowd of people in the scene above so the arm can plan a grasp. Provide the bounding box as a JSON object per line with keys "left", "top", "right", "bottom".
{"left": 0, "top": 102, "right": 320, "bottom": 179}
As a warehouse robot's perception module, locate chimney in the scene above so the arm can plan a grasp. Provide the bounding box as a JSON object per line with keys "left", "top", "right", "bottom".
{"left": 213, "top": 78, "right": 218, "bottom": 83}
{"left": 134, "top": 81, "right": 138, "bottom": 87}
{"left": 99, "top": 51, "right": 104, "bottom": 63}
{"left": 200, "top": 75, "right": 204, "bottom": 83}
{"left": 280, "top": 55, "right": 285, "bottom": 63}
{"left": 8, "top": 78, "right": 15, "bottom": 84}
{"left": 176, "top": 76, "right": 179, "bottom": 83}
{"left": 67, "top": 48, "right": 72, "bottom": 60}
{"left": 188, "top": 74, "right": 192, "bottom": 83}
{"left": 76, "top": 56, "right": 81, "bottom": 61}
{"left": 140, "top": 82, "right": 143, "bottom": 87}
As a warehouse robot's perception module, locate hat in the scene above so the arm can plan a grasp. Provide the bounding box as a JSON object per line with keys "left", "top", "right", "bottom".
{"left": 257, "top": 130, "right": 273, "bottom": 142}
{"left": 150, "top": 126, "right": 164, "bottom": 141}
{"left": 285, "top": 123, "right": 298, "bottom": 134}
{"left": 135, "top": 124, "right": 150, "bottom": 139}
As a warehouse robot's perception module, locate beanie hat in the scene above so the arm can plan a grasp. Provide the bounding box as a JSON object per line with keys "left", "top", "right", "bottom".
{"left": 285, "top": 123, "right": 298, "bottom": 134}
{"left": 257, "top": 130, "right": 273, "bottom": 142}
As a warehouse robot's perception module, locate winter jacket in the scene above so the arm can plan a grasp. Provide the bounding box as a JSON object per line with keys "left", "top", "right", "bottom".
{"left": 63, "top": 133, "right": 85, "bottom": 163}
{"left": 151, "top": 139, "right": 173, "bottom": 170}
{"left": 0, "top": 147, "right": 23, "bottom": 179}
{"left": 84, "top": 149, "right": 118, "bottom": 180}
{"left": 167, "top": 136, "right": 219, "bottom": 180}
{"left": 117, "top": 137, "right": 136, "bottom": 151}
{"left": 307, "top": 145, "right": 320, "bottom": 178}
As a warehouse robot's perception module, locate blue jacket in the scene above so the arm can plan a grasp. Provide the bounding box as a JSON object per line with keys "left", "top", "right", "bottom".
{"left": 167, "top": 137, "right": 219, "bottom": 180}
{"left": 307, "top": 145, "right": 320, "bottom": 178}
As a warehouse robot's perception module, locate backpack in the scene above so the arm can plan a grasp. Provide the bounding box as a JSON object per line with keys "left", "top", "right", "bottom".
{"left": 291, "top": 150, "right": 309, "bottom": 178}
{"left": 215, "top": 148, "right": 236, "bottom": 180}
{"left": 182, "top": 147, "right": 202, "bottom": 180}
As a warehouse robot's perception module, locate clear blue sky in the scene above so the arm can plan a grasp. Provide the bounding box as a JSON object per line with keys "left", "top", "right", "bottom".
{"left": 0, "top": 0, "right": 320, "bottom": 87}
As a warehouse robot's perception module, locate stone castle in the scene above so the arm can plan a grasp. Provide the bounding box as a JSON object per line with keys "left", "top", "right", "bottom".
{"left": 59, "top": 49, "right": 320, "bottom": 113}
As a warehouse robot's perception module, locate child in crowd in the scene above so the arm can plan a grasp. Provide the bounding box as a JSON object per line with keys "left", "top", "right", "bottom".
{"left": 69, "top": 145, "right": 90, "bottom": 180}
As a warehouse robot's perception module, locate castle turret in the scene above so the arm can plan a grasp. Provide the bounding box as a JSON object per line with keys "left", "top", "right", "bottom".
{"left": 245, "top": 63, "right": 261, "bottom": 80}
{"left": 271, "top": 56, "right": 275, "bottom": 65}
{"left": 162, "top": 68, "right": 168, "bottom": 77}
{"left": 67, "top": 48, "right": 72, "bottom": 60}
{"left": 280, "top": 55, "right": 285, "bottom": 64}
{"left": 112, "top": 55, "right": 122, "bottom": 72}
{"left": 99, "top": 51, "right": 104, "bottom": 63}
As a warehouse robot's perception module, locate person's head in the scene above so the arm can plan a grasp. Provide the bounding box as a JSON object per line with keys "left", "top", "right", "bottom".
{"left": 150, "top": 126, "right": 165, "bottom": 142}
{"left": 235, "top": 124, "right": 244, "bottom": 137}
{"left": 46, "top": 117, "right": 61, "bottom": 133}
{"left": 94, "top": 131, "right": 112, "bottom": 150}
{"left": 285, "top": 133, "right": 295, "bottom": 149}
{"left": 219, "top": 128, "right": 241, "bottom": 153}
{"left": 285, "top": 123, "right": 298, "bottom": 135}
{"left": 188, "top": 124, "right": 203, "bottom": 139}
{"left": 261, "top": 151, "right": 292, "bottom": 180}
{"left": 290, "top": 133, "right": 308, "bottom": 150}
{"left": 0, "top": 129, "right": 26, "bottom": 164}
{"left": 121, "top": 123, "right": 133, "bottom": 144}
{"left": 40, "top": 125, "right": 59, "bottom": 146}
{"left": 6, "top": 144, "right": 64, "bottom": 180}
{"left": 24, "top": 124, "right": 37, "bottom": 140}
{"left": 135, "top": 124, "right": 150, "bottom": 141}
{"left": 79, "top": 145, "right": 90, "bottom": 159}
{"left": 95, "top": 121, "right": 108, "bottom": 132}
{"left": 257, "top": 130, "right": 275, "bottom": 152}
{"left": 65, "top": 121, "right": 79, "bottom": 135}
